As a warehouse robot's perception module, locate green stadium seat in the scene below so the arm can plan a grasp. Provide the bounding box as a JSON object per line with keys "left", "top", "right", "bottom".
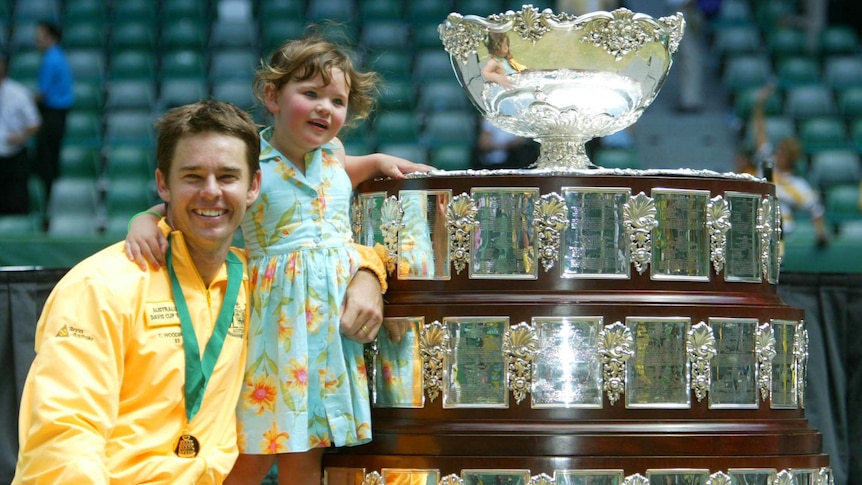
{"left": 430, "top": 145, "right": 472, "bottom": 171}
{"left": 374, "top": 111, "right": 420, "bottom": 145}
{"left": 59, "top": 145, "right": 101, "bottom": 179}
{"left": 808, "top": 149, "right": 862, "bottom": 193}
{"left": 783, "top": 85, "right": 837, "bottom": 120}
{"left": 818, "top": 25, "right": 859, "bottom": 56}
{"left": 798, "top": 117, "right": 849, "bottom": 155}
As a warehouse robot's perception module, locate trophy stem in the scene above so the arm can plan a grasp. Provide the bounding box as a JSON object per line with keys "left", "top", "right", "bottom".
{"left": 534, "top": 137, "right": 595, "bottom": 170}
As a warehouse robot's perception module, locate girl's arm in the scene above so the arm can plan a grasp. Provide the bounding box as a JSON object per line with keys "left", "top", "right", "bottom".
{"left": 481, "top": 59, "right": 513, "bottom": 88}
{"left": 334, "top": 137, "right": 434, "bottom": 188}
{"left": 124, "top": 204, "right": 168, "bottom": 270}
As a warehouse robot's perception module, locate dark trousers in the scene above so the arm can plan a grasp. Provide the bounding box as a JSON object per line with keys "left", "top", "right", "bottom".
{"left": 33, "top": 104, "right": 68, "bottom": 202}
{"left": 0, "top": 148, "right": 30, "bottom": 215}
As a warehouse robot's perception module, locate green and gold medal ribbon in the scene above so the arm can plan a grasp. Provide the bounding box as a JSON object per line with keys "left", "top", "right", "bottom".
{"left": 166, "top": 235, "right": 242, "bottom": 423}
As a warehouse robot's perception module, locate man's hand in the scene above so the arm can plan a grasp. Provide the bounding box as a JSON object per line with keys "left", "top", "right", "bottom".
{"left": 340, "top": 269, "right": 383, "bottom": 344}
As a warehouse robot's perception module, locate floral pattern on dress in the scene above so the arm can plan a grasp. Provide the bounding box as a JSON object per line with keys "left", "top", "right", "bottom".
{"left": 236, "top": 127, "right": 371, "bottom": 454}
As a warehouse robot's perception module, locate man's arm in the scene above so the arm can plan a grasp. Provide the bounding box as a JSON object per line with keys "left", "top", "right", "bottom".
{"left": 15, "top": 276, "right": 123, "bottom": 484}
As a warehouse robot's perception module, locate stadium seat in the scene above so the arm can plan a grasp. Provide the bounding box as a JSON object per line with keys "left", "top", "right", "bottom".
{"left": 722, "top": 55, "right": 772, "bottom": 92}
{"left": 213, "top": 79, "right": 256, "bottom": 111}
{"left": 210, "top": 49, "right": 258, "bottom": 82}
{"left": 374, "top": 111, "right": 420, "bottom": 145}
{"left": 358, "top": 0, "right": 404, "bottom": 21}
{"left": 414, "top": 49, "right": 457, "bottom": 83}
{"left": 430, "top": 145, "right": 473, "bottom": 171}
{"left": 67, "top": 49, "right": 105, "bottom": 83}
{"left": 377, "top": 79, "right": 417, "bottom": 111}
{"left": 776, "top": 56, "right": 821, "bottom": 88}
{"left": 593, "top": 148, "right": 640, "bottom": 170}
{"left": 783, "top": 85, "right": 837, "bottom": 120}
{"left": 72, "top": 80, "right": 104, "bottom": 112}
{"left": 422, "top": 111, "right": 477, "bottom": 148}
{"left": 260, "top": 18, "right": 305, "bottom": 55}
{"left": 767, "top": 27, "right": 807, "bottom": 60}
{"left": 109, "top": 20, "right": 157, "bottom": 51}
{"left": 161, "top": 20, "right": 209, "bottom": 51}
{"left": 824, "top": 183, "right": 862, "bottom": 227}
{"left": 798, "top": 117, "right": 849, "bottom": 155}
{"left": 63, "top": 23, "right": 103, "bottom": 50}
{"left": 59, "top": 145, "right": 100, "bottom": 179}
{"left": 104, "top": 144, "right": 154, "bottom": 182}
{"left": 108, "top": 50, "right": 158, "bottom": 83}
{"left": 105, "top": 80, "right": 157, "bottom": 112}
{"left": 417, "top": 79, "right": 471, "bottom": 113}
{"left": 361, "top": 21, "right": 409, "bottom": 50}
{"left": 160, "top": 50, "right": 208, "bottom": 80}
{"left": 64, "top": 111, "right": 103, "bottom": 148}
{"left": 818, "top": 25, "right": 859, "bottom": 57}
{"left": 105, "top": 111, "right": 157, "bottom": 146}
{"left": 808, "top": 149, "right": 862, "bottom": 192}
{"left": 824, "top": 56, "right": 862, "bottom": 92}
{"left": 837, "top": 87, "right": 862, "bottom": 121}
{"left": 712, "top": 25, "right": 762, "bottom": 60}
{"left": 210, "top": 20, "right": 258, "bottom": 50}
{"left": 158, "top": 78, "right": 208, "bottom": 110}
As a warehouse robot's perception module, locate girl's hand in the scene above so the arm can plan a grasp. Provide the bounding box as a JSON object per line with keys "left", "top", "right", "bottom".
{"left": 124, "top": 212, "right": 168, "bottom": 271}
{"left": 376, "top": 154, "right": 435, "bottom": 179}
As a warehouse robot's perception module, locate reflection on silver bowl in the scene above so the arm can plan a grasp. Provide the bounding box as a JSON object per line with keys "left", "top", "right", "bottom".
{"left": 439, "top": 5, "right": 685, "bottom": 170}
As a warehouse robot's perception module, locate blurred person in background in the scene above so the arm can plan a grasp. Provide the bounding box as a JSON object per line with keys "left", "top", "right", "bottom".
{"left": 0, "top": 53, "right": 41, "bottom": 215}
{"left": 32, "top": 20, "right": 73, "bottom": 214}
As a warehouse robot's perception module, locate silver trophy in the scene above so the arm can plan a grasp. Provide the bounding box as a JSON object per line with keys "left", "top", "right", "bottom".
{"left": 439, "top": 5, "right": 685, "bottom": 170}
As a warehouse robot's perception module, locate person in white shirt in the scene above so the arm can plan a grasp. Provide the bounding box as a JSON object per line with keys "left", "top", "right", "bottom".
{"left": 0, "top": 53, "right": 41, "bottom": 215}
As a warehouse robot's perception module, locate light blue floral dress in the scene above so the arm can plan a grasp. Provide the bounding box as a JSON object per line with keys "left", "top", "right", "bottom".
{"left": 236, "top": 127, "right": 371, "bottom": 454}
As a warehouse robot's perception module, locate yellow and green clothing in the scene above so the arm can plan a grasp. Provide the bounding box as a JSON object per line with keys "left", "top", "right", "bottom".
{"left": 14, "top": 220, "right": 250, "bottom": 484}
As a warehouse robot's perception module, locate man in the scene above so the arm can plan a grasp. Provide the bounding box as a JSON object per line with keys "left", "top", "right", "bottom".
{"left": 33, "top": 20, "right": 74, "bottom": 209}
{"left": 13, "top": 100, "right": 262, "bottom": 484}
{"left": 0, "top": 53, "right": 41, "bottom": 214}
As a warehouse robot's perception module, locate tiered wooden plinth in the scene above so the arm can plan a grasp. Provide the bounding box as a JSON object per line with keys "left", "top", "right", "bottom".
{"left": 324, "top": 170, "right": 830, "bottom": 483}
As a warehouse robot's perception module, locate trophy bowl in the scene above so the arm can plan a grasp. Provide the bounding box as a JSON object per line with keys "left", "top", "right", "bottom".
{"left": 439, "top": 5, "right": 685, "bottom": 170}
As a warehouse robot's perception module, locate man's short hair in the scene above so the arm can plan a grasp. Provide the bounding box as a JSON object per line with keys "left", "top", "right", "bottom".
{"left": 154, "top": 100, "right": 261, "bottom": 184}
{"left": 37, "top": 20, "right": 62, "bottom": 42}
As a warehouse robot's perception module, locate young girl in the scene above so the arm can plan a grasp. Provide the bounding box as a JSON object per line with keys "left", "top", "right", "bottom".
{"left": 125, "top": 34, "right": 432, "bottom": 485}
{"left": 481, "top": 31, "right": 526, "bottom": 89}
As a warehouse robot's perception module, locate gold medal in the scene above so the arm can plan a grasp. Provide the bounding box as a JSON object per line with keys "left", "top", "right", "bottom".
{"left": 175, "top": 433, "right": 200, "bottom": 458}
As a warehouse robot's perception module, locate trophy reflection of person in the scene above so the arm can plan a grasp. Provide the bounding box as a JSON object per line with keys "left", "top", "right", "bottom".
{"left": 481, "top": 32, "right": 527, "bottom": 117}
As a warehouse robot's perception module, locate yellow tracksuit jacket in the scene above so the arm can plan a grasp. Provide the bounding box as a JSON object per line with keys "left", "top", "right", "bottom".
{"left": 13, "top": 224, "right": 250, "bottom": 484}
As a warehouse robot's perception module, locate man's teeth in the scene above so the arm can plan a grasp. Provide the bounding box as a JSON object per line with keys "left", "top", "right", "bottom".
{"left": 197, "top": 210, "right": 224, "bottom": 217}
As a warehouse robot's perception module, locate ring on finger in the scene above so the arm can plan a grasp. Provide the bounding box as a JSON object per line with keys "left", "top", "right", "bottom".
{"left": 361, "top": 324, "right": 370, "bottom": 335}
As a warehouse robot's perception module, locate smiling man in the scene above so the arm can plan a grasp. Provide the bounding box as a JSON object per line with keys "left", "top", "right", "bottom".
{"left": 13, "top": 100, "right": 262, "bottom": 484}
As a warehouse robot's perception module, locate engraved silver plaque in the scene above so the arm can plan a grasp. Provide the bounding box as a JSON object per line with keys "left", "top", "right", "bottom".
{"left": 324, "top": 467, "right": 366, "bottom": 485}
{"left": 626, "top": 317, "right": 692, "bottom": 408}
{"left": 398, "top": 190, "right": 453, "bottom": 280}
{"left": 561, "top": 187, "right": 631, "bottom": 279}
{"left": 770, "top": 320, "right": 798, "bottom": 409}
{"left": 373, "top": 317, "right": 425, "bottom": 408}
{"left": 382, "top": 469, "right": 441, "bottom": 485}
{"left": 462, "top": 470, "right": 531, "bottom": 485}
{"left": 443, "top": 317, "right": 509, "bottom": 408}
{"left": 555, "top": 470, "right": 624, "bottom": 485}
{"left": 646, "top": 470, "right": 709, "bottom": 485}
{"left": 727, "top": 469, "right": 778, "bottom": 485}
{"left": 791, "top": 469, "right": 819, "bottom": 485}
{"left": 470, "top": 188, "right": 539, "bottom": 279}
{"left": 357, "top": 192, "right": 388, "bottom": 248}
{"left": 531, "top": 317, "right": 603, "bottom": 408}
{"left": 651, "top": 188, "right": 711, "bottom": 281}
{"left": 724, "top": 192, "right": 762, "bottom": 283}
{"left": 708, "top": 318, "right": 759, "bottom": 409}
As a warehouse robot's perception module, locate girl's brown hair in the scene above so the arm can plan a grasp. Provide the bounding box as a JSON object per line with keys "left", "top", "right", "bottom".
{"left": 253, "top": 30, "right": 380, "bottom": 129}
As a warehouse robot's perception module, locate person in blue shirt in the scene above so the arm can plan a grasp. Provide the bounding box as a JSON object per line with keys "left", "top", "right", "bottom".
{"left": 33, "top": 20, "right": 74, "bottom": 218}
